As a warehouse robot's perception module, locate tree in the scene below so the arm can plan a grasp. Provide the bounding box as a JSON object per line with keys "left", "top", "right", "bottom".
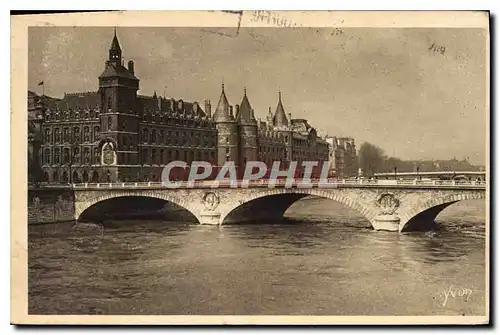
{"left": 358, "top": 142, "right": 386, "bottom": 176}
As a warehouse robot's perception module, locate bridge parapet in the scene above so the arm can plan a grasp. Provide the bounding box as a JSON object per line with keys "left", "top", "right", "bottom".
{"left": 68, "top": 179, "right": 487, "bottom": 190}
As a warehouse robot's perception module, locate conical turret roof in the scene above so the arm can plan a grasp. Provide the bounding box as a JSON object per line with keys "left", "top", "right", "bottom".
{"left": 212, "top": 84, "right": 233, "bottom": 122}
{"left": 237, "top": 87, "right": 257, "bottom": 125}
{"left": 273, "top": 91, "right": 289, "bottom": 127}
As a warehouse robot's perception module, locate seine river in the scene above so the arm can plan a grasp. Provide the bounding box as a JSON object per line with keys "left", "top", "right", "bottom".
{"left": 28, "top": 198, "right": 486, "bottom": 316}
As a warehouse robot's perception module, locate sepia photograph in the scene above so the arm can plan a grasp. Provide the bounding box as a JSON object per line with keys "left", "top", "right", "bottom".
{"left": 12, "top": 10, "right": 490, "bottom": 325}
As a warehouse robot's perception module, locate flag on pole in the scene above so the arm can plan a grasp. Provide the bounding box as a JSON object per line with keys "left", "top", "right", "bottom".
{"left": 38, "top": 81, "right": 44, "bottom": 86}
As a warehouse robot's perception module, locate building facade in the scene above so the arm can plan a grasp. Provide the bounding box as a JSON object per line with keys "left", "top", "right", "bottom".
{"left": 324, "top": 136, "right": 358, "bottom": 178}
{"left": 28, "top": 30, "right": 336, "bottom": 184}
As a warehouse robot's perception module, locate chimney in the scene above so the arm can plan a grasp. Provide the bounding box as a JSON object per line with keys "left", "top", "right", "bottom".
{"left": 229, "top": 106, "right": 234, "bottom": 118}
{"left": 128, "top": 60, "right": 135, "bottom": 74}
{"left": 205, "top": 99, "right": 211, "bottom": 117}
{"left": 170, "top": 98, "right": 175, "bottom": 111}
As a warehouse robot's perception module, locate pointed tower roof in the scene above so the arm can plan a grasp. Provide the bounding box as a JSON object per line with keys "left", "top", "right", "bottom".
{"left": 110, "top": 27, "right": 122, "bottom": 52}
{"left": 273, "top": 91, "right": 289, "bottom": 127}
{"left": 212, "top": 83, "right": 233, "bottom": 123}
{"left": 237, "top": 87, "right": 257, "bottom": 125}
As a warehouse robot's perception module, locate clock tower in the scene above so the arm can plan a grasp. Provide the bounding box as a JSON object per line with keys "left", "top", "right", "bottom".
{"left": 98, "top": 28, "right": 140, "bottom": 181}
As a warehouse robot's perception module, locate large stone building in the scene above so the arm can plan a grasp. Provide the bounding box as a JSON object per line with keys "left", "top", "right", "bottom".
{"left": 28, "top": 30, "right": 332, "bottom": 184}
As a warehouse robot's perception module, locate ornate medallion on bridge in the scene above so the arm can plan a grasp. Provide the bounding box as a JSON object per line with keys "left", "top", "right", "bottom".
{"left": 377, "top": 193, "right": 400, "bottom": 215}
{"left": 203, "top": 192, "right": 220, "bottom": 211}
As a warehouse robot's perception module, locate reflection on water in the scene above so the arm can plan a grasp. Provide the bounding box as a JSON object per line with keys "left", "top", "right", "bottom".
{"left": 28, "top": 198, "right": 486, "bottom": 316}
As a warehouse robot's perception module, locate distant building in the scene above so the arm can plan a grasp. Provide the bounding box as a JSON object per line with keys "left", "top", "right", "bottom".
{"left": 324, "top": 136, "right": 358, "bottom": 178}
{"left": 28, "top": 29, "right": 331, "bottom": 183}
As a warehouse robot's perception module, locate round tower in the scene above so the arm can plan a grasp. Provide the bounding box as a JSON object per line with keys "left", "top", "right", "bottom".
{"left": 236, "top": 87, "right": 258, "bottom": 168}
{"left": 212, "top": 83, "right": 238, "bottom": 168}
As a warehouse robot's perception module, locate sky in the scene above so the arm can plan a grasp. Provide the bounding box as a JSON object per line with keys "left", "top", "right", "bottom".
{"left": 28, "top": 27, "right": 488, "bottom": 164}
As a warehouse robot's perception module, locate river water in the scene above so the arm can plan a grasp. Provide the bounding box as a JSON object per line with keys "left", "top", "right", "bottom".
{"left": 28, "top": 198, "right": 486, "bottom": 316}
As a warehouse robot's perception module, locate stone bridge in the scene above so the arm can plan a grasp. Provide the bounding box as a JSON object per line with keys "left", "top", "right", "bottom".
{"left": 71, "top": 180, "right": 486, "bottom": 232}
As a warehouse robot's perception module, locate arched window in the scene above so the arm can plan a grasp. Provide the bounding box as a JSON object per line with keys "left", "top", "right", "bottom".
{"left": 142, "top": 128, "right": 148, "bottom": 143}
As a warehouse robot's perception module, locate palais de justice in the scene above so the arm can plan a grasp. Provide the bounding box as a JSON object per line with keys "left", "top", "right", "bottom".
{"left": 27, "top": 30, "right": 358, "bottom": 184}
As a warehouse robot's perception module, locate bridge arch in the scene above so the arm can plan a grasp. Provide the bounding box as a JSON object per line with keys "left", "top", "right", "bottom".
{"left": 75, "top": 190, "right": 202, "bottom": 223}
{"left": 399, "top": 191, "right": 485, "bottom": 232}
{"left": 219, "top": 188, "right": 379, "bottom": 227}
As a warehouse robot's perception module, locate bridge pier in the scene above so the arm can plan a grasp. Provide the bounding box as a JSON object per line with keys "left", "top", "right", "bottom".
{"left": 198, "top": 211, "right": 221, "bottom": 225}
{"left": 371, "top": 214, "right": 400, "bottom": 232}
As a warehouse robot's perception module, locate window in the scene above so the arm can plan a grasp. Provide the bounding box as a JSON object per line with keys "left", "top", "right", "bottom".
{"left": 63, "top": 128, "right": 69, "bottom": 143}
{"left": 44, "top": 148, "right": 50, "bottom": 165}
{"left": 107, "top": 96, "right": 112, "bottom": 110}
{"left": 83, "top": 148, "right": 90, "bottom": 164}
{"left": 107, "top": 117, "right": 112, "bottom": 131}
{"left": 93, "top": 147, "right": 100, "bottom": 163}
{"left": 84, "top": 126, "right": 90, "bottom": 142}
{"left": 122, "top": 120, "right": 127, "bottom": 130}
{"left": 54, "top": 148, "right": 60, "bottom": 164}
{"left": 54, "top": 128, "right": 60, "bottom": 143}
{"left": 63, "top": 148, "right": 70, "bottom": 164}
{"left": 93, "top": 126, "right": 99, "bottom": 141}
{"left": 151, "top": 149, "right": 157, "bottom": 164}
{"left": 44, "top": 129, "right": 51, "bottom": 143}
{"left": 151, "top": 129, "right": 157, "bottom": 144}
{"left": 142, "top": 128, "right": 148, "bottom": 143}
